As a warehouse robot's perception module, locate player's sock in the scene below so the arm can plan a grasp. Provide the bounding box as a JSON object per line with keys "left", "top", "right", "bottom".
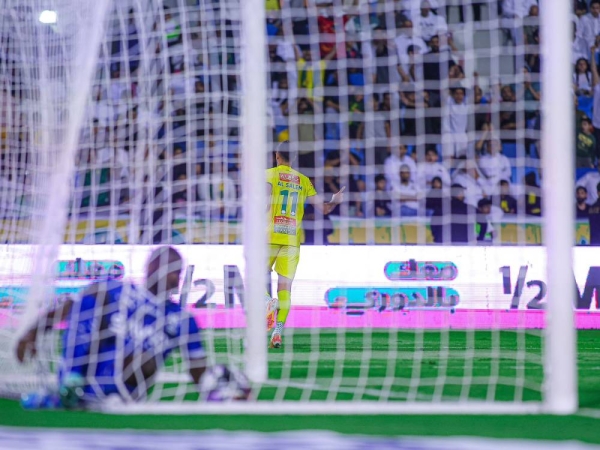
{"left": 274, "top": 321, "right": 284, "bottom": 335}
{"left": 276, "top": 289, "right": 291, "bottom": 325}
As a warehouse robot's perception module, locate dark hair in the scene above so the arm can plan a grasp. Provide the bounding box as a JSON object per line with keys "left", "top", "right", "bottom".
{"left": 477, "top": 198, "right": 492, "bottom": 209}
{"left": 375, "top": 174, "right": 386, "bottom": 184}
{"left": 426, "top": 146, "right": 439, "bottom": 155}
{"left": 172, "top": 163, "right": 187, "bottom": 180}
{"left": 431, "top": 176, "right": 443, "bottom": 186}
{"left": 451, "top": 183, "right": 464, "bottom": 196}
{"left": 591, "top": 0, "right": 600, "bottom": 7}
{"left": 577, "top": 186, "right": 588, "bottom": 193}
{"left": 499, "top": 179, "right": 510, "bottom": 186}
{"left": 582, "top": 117, "right": 592, "bottom": 125}
{"left": 596, "top": 181, "right": 600, "bottom": 192}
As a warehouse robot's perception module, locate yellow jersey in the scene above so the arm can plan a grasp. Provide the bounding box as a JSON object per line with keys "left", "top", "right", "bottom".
{"left": 267, "top": 165, "right": 316, "bottom": 247}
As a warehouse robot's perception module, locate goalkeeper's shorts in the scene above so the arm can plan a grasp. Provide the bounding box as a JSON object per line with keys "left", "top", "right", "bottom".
{"left": 268, "top": 244, "right": 300, "bottom": 280}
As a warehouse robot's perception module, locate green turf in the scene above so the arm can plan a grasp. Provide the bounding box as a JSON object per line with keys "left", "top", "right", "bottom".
{"left": 0, "top": 329, "right": 599, "bottom": 443}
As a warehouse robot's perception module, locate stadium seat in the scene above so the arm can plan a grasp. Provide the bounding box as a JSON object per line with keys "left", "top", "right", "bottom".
{"left": 577, "top": 95, "right": 593, "bottom": 120}
{"left": 502, "top": 143, "right": 518, "bottom": 158}
{"left": 512, "top": 167, "right": 540, "bottom": 185}
{"left": 348, "top": 72, "right": 365, "bottom": 86}
{"left": 576, "top": 167, "right": 596, "bottom": 181}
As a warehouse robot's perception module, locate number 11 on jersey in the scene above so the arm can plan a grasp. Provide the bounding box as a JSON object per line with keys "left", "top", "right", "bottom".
{"left": 280, "top": 190, "right": 299, "bottom": 217}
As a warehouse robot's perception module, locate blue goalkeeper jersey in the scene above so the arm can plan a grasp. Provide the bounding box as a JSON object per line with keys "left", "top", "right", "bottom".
{"left": 60, "top": 280, "right": 205, "bottom": 399}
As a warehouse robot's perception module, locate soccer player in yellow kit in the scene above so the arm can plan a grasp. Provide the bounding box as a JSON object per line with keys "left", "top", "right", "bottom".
{"left": 266, "top": 142, "right": 345, "bottom": 348}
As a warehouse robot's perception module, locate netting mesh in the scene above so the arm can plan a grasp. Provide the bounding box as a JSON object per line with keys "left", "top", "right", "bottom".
{"left": 0, "top": 0, "right": 578, "bottom": 409}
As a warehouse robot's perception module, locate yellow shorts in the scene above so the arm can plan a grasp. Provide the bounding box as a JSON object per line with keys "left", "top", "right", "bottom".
{"left": 268, "top": 244, "right": 300, "bottom": 280}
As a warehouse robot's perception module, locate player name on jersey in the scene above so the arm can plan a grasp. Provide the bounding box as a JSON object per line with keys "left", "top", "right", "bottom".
{"left": 278, "top": 173, "right": 303, "bottom": 190}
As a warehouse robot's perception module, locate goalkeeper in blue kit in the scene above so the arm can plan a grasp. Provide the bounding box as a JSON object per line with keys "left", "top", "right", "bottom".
{"left": 16, "top": 246, "right": 249, "bottom": 408}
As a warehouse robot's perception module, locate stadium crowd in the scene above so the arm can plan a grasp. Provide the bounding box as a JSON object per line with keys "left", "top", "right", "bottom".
{"left": 3, "top": 0, "right": 600, "bottom": 243}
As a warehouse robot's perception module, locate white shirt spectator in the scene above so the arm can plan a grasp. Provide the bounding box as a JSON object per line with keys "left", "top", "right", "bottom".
{"left": 392, "top": 179, "right": 421, "bottom": 211}
{"left": 573, "top": 34, "right": 591, "bottom": 64}
{"left": 442, "top": 94, "right": 468, "bottom": 134}
{"left": 502, "top": 0, "right": 537, "bottom": 19}
{"left": 413, "top": 10, "right": 448, "bottom": 42}
{"left": 581, "top": 10, "right": 600, "bottom": 47}
{"left": 574, "top": 72, "right": 593, "bottom": 93}
{"left": 478, "top": 147, "right": 512, "bottom": 189}
{"left": 416, "top": 160, "right": 451, "bottom": 188}
{"left": 442, "top": 92, "right": 469, "bottom": 160}
{"left": 577, "top": 169, "right": 600, "bottom": 204}
{"left": 394, "top": 33, "right": 428, "bottom": 74}
{"left": 400, "top": 0, "right": 441, "bottom": 20}
{"left": 385, "top": 152, "right": 417, "bottom": 190}
{"left": 452, "top": 165, "right": 494, "bottom": 208}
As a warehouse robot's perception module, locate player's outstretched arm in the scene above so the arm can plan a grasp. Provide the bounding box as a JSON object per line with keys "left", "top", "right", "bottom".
{"left": 309, "top": 186, "right": 346, "bottom": 215}
{"left": 16, "top": 282, "right": 104, "bottom": 363}
{"left": 15, "top": 298, "right": 74, "bottom": 363}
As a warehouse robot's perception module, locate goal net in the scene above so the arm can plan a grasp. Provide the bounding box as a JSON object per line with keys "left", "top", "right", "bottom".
{"left": 0, "top": 0, "right": 578, "bottom": 413}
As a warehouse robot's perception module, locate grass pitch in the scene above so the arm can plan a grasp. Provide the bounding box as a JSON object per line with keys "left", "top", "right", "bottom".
{"left": 0, "top": 330, "right": 599, "bottom": 443}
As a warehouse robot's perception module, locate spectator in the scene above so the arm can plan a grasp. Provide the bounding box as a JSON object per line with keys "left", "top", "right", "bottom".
{"left": 577, "top": 165, "right": 600, "bottom": 204}
{"left": 441, "top": 87, "right": 469, "bottom": 162}
{"left": 365, "top": 32, "right": 400, "bottom": 86}
{"left": 525, "top": 28, "right": 541, "bottom": 73}
{"left": 479, "top": 139, "right": 512, "bottom": 188}
{"left": 523, "top": 3, "right": 539, "bottom": 45}
{"left": 287, "top": 0, "right": 308, "bottom": 36}
{"left": 171, "top": 163, "right": 188, "bottom": 209}
{"left": 447, "top": 183, "right": 475, "bottom": 244}
{"left": 296, "top": 97, "right": 316, "bottom": 146}
{"left": 576, "top": 117, "right": 596, "bottom": 168}
{"left": 581, "top": 0, "right": 600, "bottom": 47}
{"left": 425, "top": 177, "right": 444, "bottom": 216}
{"left": 524, "top": 171, "right": 542, "bottom": 216}
{"left": 400, "top": 89, "right": 429, "bottom": 136}
{"left": 413, "top": 0, "right": 448, "bottom": 43}
{"left": 385, "top": 144, "right": 417, "bottom": 190}
{"left": 164, "top": 8, "right": 182, "bottom": 47}
{"left": 476, "top": 198, "right": 496, "bottom": 242}
{"left": 492, "top": 179, "right": 518, "bottom": 215}
{"left": 348, "top": 92, "right": 365, "bottom": 139}
{"left": 573, "top": 27, "right": 590, "bottom": 65}
{"left": 416, "top": 146, "right": 451, "bottom": 188}
{"left": 574, "top": 58, "right": 593, "bottom": 97}
{"left": 357, "top": 95, "right": 390, "bottom": 146}
{"left": 501, "top": 0, "right": 537, "bottom": 20}
{"left": 394, "top": 19, "right": 428, "bottom": 81}
{"left": 425, "top": 176, "right": 445, "bottom": 242}
{"left": 501, "top": 0, "right": 537, "bottom": 46}
{"left": 423, "top": 35, "right": 455, "bottom": 105}
{"left": 499, "top": 85, "right": 520, "bottom": 142}
{"left": 373, "top": 174, "right": 392, "bottom": 217}
{"left": 575, "top": 1, "right": 588, "bottom": 36}
{"left": 294, "top": 45, "right": 336, "bottom": 101}
{"left": 588, "top": 182, "right": 600, "bottom": 244}
{"left": 391, "top": 164, "right": 421, "bottom": 217}
{"left": 576, "top": 186, "right": 590, "bottom": 219}
{"left": 452, "top": 160, "right": 493, "bottom": 208}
